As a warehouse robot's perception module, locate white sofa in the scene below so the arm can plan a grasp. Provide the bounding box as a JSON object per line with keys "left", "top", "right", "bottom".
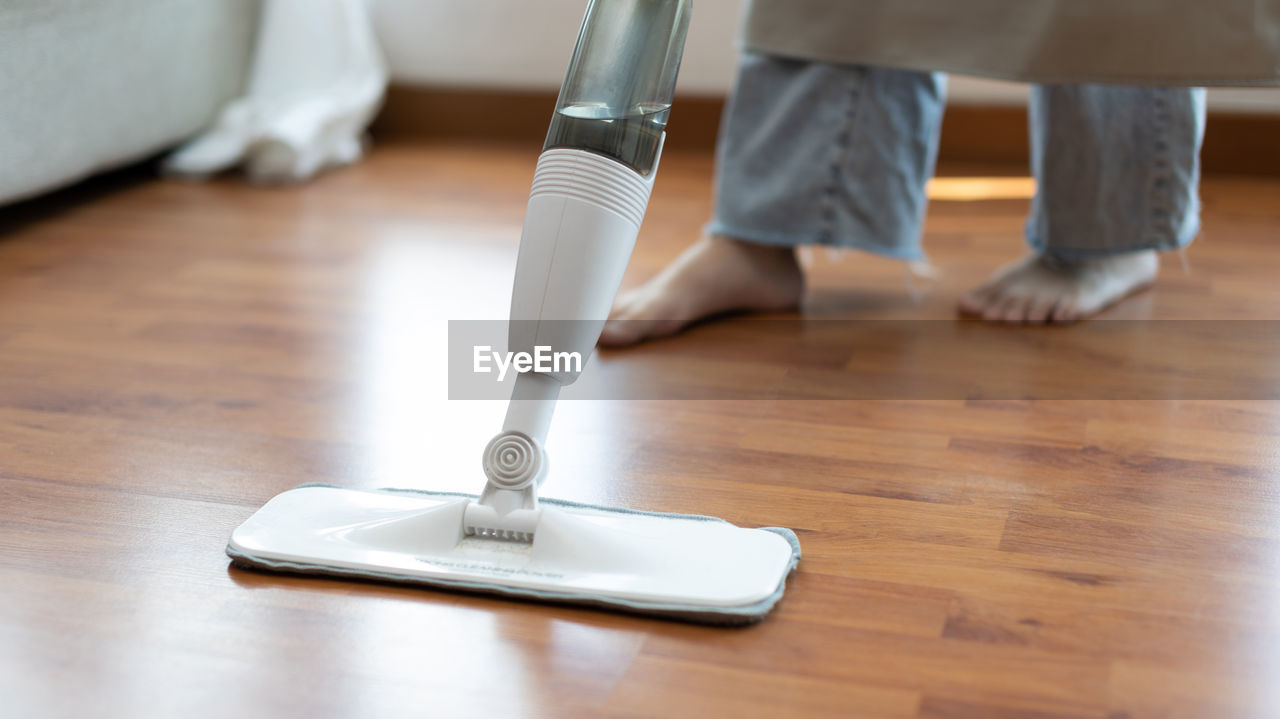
{"left": 0, "top": 0, "right": 258, "bottom": 205}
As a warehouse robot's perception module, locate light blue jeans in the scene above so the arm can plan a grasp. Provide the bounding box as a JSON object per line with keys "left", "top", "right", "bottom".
{"left": 708, "top": 53, "right": 1208, "bottom": 262}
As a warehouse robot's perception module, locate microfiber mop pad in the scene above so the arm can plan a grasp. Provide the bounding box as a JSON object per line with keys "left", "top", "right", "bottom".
{"left": 228, "top": 485, "right": 801, "bottom": 626}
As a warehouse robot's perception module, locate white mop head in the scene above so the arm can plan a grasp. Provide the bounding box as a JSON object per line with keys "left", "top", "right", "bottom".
{"left": 228, "top": 484, "right": 800, "bottom": 625}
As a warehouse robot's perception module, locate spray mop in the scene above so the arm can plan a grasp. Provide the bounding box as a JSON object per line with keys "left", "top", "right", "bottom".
{"left": 227, "top": 0, "right": 800, "bottom": 624}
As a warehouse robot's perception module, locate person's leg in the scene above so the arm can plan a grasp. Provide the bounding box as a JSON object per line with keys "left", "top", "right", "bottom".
{"left": 601, "top": 53, "right": 946, "bottom": 346}
{"left": 960, "top": 84, "right": 1206, "bottom": 323}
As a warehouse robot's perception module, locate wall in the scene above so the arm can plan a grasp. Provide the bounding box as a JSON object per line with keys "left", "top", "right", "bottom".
{"left": 370, "top": 0, "right": 740, "bottom": 94}
{"left": 369, "top": 0, "right": 1280, "bottom": 112}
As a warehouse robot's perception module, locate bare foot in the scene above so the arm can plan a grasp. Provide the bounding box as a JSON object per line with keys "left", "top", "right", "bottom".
{"left": 599, "top": 235, "right": 804, "bottom": 346}
{"left": 958, "top": 251, "right": 1159, "bottom": 324}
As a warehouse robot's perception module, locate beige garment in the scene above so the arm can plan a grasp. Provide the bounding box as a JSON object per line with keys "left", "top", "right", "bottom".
{"left": 743, "top": 0, "right": 1280, "bottom": 86}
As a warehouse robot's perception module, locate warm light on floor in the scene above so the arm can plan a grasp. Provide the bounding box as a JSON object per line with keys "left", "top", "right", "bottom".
{"left": 927, "top": 176, "right": 1037, "bottom": 201}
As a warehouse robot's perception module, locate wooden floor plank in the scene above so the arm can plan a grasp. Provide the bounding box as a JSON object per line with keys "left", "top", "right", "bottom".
{"left": 2, "top": 141, "right": 1279, "bottom": 717}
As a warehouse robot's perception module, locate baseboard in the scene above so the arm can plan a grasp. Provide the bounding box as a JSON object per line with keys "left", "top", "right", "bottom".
{"left": 371, "top": 86, "right": 724, "bottom": 154}
{"left": 373, "top": 85, "right": 1280, "bottom": 176}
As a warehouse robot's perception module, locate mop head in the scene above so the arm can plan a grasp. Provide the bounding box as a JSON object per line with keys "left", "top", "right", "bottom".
{"left": 228, "top": 484, "right": 801, "bottom": 625}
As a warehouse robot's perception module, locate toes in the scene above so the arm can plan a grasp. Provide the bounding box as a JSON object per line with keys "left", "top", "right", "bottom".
{"left": 1025, "top": 297, "right": 1057, "bottom": 325}
{"left": 647, "top": 318, "right": 689, "bottom": 342}
{"left": 599, "top": 311, "right": 690, "bottom": 347}
{"left": 983, "top": 294, "right": 1019, "bottom": 322}
{"left": 958, "top": 277, "right": 1005, "bottom": 314}
{"left": 598, "top": 319, "right": 639, "bottom": 347}
{"left": 980, "top": 296, "right": 1006, "bottom": 322}
{"left": 965, "top": 251, "right": 1162, "bottom": 325}
{"left": 957, "top": 290, "right": 991, "bottom": 316}
{"left": 606, "top": 294, "right": 635, "bottom": 323}
{"left": 600, "top": 300, "right": 640, "bottom": 345}
{"left": 1051, "top": 300, "right": 1078, "bottom": 323}
{"left": 1002, "top": 297, "right": 1034, "bottom": 324}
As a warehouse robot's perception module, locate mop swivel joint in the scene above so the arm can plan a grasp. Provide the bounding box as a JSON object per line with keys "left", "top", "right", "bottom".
{"left": 463, "top": 430, "right": 548, "bottom": 542}
{"left": 481, "top": 431, "right": 546, "bottom": 490}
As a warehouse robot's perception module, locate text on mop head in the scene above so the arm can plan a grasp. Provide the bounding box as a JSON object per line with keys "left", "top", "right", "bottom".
{"left": 472, "top": 345, "right": 583, "bottom": 381}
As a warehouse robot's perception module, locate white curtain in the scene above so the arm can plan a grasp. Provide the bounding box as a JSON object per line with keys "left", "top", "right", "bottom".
{"left": 164, "top": 0, "right": 387, "bottom": 183}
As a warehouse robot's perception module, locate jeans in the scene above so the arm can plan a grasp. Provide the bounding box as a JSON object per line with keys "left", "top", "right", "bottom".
{"left": 707, "top": 53, "right": 1207, "bottom": 262}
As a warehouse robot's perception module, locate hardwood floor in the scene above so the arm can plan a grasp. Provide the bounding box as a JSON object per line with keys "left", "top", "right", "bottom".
{"left": 2, "top": 141, "right": 1279, "bottom": 718}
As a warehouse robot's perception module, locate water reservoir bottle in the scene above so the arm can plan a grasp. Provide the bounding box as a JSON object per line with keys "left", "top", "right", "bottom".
{"left": 544, "top": 0, "right": 692, "bottom": 176}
